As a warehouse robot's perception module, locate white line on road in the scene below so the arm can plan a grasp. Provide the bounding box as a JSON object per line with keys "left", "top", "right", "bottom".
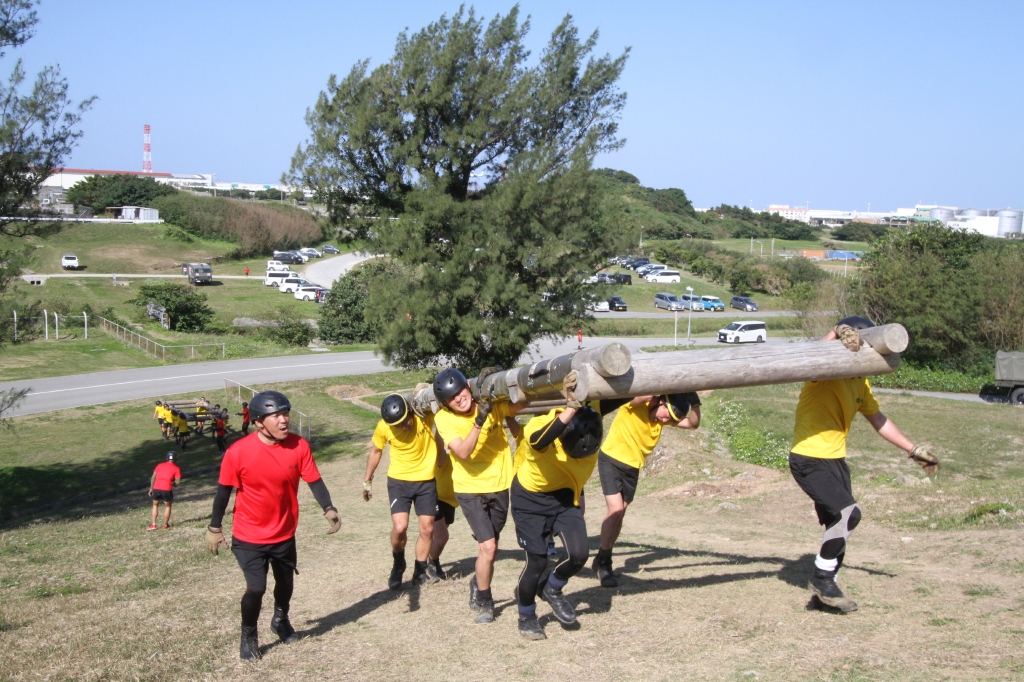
{"left": 24, "top": 357, "right": 376, "bottom": 395}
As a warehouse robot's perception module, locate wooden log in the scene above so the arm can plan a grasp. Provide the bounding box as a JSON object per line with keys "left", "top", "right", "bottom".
{"left": 858, "top": 324, "right": 908, "bottom": 355}
{"left": 574, "top": 323, "right": 906, "bottom": 401}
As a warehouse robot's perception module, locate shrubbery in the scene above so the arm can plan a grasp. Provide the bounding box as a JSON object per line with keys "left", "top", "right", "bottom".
{"left": 129, "top": 282, "right": 214, "bottom": 332}
{"left": 653, "top": 240, "right": 825, "bottom": 296}
{"left": 66, "top": 175, "right": 177, "bottom": 215}
{"left": 318, "top": 260, "right": 401, "bottom": 344}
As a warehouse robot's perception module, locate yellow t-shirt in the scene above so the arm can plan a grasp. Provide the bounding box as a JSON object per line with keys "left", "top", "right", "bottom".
{"left": 159, "top": 406, "right": 170, "bottom": 421}
{"left": 371, "top": 413, "right": 437, "bottom": 482}
{"left": 154, "top": 406, "right": 163, "bottom": 420}
{"left": 434, "top": 457, "right": 458, "bottom": 508}
{"left": 435, "top": 401, "right": 513, "bottom": 494}
{"left": 600, "top": 401, "right": 662, "bottom": 470}
{"left": 516, "top": 408, "right": 597, "bottom": 506}
{"left": 791, "top": 378, "right": 880, "bottom": 459}
{"left": 197, "top": 404, "right": 208, "bottom": 416}
{"left": 177, "top": 416, "right": 189, "bottom": 434}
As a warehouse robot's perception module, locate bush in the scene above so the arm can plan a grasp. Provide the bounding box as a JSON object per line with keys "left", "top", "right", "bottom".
{"left": 266, "top": 319, "right": 315, "bottom": 347}
{"left": 870, "top": 365, "right": 994, "bottom": 394}
{"left": 319, "top": 260, "right": 400, "bottom": 344}
{"left": 129, "top": 282, "right": 214, "bottom": 332}
{"left": 66, "top": 175, "right": 177, "bottom": 214}
{"left": 832, "top": 222, "right": 888, "bottom": 242}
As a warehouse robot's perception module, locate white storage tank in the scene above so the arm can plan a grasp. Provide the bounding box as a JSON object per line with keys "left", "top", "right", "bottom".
{"left": 929, "top": 207, "right": 955, "bottom": 222}
{"left": 996, "top": 209, "right": 1023, "bottom": 237}
{"left": 956, "top": 208, "right": 988, "bottom": 218}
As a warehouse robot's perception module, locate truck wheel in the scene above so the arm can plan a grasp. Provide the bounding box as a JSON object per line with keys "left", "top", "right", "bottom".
{"left": 1012, "top": 387, "right": 1024, "bottom": 406}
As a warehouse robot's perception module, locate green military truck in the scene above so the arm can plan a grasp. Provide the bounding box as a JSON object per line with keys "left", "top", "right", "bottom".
{"left": 995, "top": 351, "right": 1024, "bottom": 406}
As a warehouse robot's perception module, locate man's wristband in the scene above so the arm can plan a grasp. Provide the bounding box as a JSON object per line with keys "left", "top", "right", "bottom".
{"left": 324, "top": 505, "right": 338, "bottom": 514}
{"left": 208, "top": 526, "right": 222, "bottom": 532}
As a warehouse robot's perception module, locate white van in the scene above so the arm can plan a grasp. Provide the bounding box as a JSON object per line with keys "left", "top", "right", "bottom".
{"left": 266, "top": 260, "right": 289, "bottom": 272}
{"left": 646, "top": 269, "right": 680, "bottom": 283}
{"left": 718, "top": 321, "right": 768, "bottom": 344}
{"left": 264, "top": 271, "right": 293, "bottom": 287}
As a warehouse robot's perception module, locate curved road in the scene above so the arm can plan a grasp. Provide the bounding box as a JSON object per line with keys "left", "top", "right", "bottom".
{"left": 301, "top": 251, "right": 375, "bottom": 287}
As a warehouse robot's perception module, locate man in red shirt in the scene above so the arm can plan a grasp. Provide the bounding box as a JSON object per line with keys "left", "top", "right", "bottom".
{"left": 214, "top": 410, "right": 228, "bottom": 455}
{"left": 240, "top": 401, "right": 250, "bottom": 435}
{"left": 205, "top": 390, "right": 341, "bottom": 661}
{"left": 148, "top": 451, "right": 182, "bottom": 530}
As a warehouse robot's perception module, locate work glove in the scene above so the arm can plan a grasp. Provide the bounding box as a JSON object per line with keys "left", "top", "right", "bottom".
{"left": 908, "top": 446, "right": 940, "bottom": 475}
{"left": 473, "top": 366, "right": 503, "bottom": 400}
{"left": 324, "top": 507, "right": 341, "bottom": 534}
{"left": 834, "top": 324, "right": 861, "bottom": 352}
{"left": 205, "top": 526, "right": 229, "bottom": 555}
{"left": 562, "top": 370, "right": 582, "bottom": 409}
{"left": 362, "top": 480, "right": 372, "bottom": 502}
{"left": 475, "top": 399, "right": 493, "bottom": 427}
{"left": 411, "top": 383, "right": 431, "bottom": 417}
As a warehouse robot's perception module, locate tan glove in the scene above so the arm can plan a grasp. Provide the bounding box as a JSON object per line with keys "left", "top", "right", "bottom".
{"left": 362, "top": 480, "right": 372, "bottom": 502}
{"left": 562, "top": 370, "right": 582, "bottom": 408}
{"left": 414, "top": 382, "right": 431, "bottom": 393}
{"left": 834, "top": 324, "right": 861, "bottom": 352}
{"left": 205, "top": 526, "right": 229, "bottom": 555}
{"left": 473, "top": 366, "right": 502, "bottom": 400}
{"left": 324, "top": 507, "right": 341, "bottom": 534}
{"left": 908, "top": 446, "right": 940, "bottom": 475}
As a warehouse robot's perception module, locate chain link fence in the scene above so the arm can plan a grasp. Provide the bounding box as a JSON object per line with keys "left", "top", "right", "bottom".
{"left": 97, "top": 316, "right": 225, "bottom": 362}
{"left": 224, "top": 379, "right": 312, "bottom": 441}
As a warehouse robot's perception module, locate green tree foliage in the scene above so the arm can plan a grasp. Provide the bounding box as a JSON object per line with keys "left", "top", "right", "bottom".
{"left": 861, "top": 223, "right": 1023, "bottom": 374}
{"left": 65, "top": 175, "right": 177, "bottom": 214}
{"left": 266, "top": 319, "right": 315, "bottom": 347}
{"left": 655, "top": 239, "right": 824, "bottom": 296}
{"left": 710, "top": 205, "right": 818, "bottom": 240}
{"left": 318, "top": 260, "right": 401, "bottom": 344}
{"left": 831, "top": 221, "right": 889, "bottom": 242}
{"left": 130, "top": 282, "right": 214, "bottom": 332}
{"left": 290, "top": 8, "right": 629, "bottom": 370}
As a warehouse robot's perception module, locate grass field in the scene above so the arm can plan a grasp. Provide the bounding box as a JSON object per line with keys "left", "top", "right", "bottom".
{"left": 712, "top": 237, "right": 872, "bottom": 256}
{"left": 1, "top": 375, "right": 1022, "bottom": 680}
{"left": 589, "top": 315, "right": 804, "bottom": 338}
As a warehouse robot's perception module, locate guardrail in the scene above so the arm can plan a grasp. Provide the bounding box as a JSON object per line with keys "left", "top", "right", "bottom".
{"left": 97, "top": 316, "right": 225, "bottom": 361}
{"left": 224, "top": 379, "right": 312, "bottom": 441}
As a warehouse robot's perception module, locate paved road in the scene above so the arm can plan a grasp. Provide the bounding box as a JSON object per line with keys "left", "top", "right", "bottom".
{"left": 302, "top": 251, "right": 375, "bottom": 287}
{"left": 592, "top": 310, "right": 796, "bottom": 319}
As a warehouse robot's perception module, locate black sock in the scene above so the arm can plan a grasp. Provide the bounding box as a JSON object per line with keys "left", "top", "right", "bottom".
{"left": 597, "top": 548, "right": 612, "bottom": 561}
{"left": 414, "top": 559, "right": 427, "bottom": 570}
{"left": 478, "top": 588, "right": 492, "bottom": 601}
{"left": 393, "top": 551, "right": 405, "bottom": 565}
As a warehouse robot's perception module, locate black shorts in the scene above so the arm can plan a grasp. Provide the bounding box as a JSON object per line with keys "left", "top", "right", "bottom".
{"left": 511, "top": 477, "right": 586, "bottom": 555}
{"left": 435, "top": 500, "right": 456, "bottom": 525}
{"left": 598, "top": 451, "right": 640, "bottom": 503}
{"left": 387, "top": 477, "right": 438, "bottom": 517}
{"left": 151, "top": 488, "right": 173, "bottom": 502}
{"left": 454, "top": 490, "right": 509, "bottom": 543}
{"left": 157, "top": 418, "right": 164, "bottom": 425}
{"left": 789, "top": 453, "right": 856, "bottom": 527}
{"left": 231, "top": 537, "right": 298, "bottom": 591}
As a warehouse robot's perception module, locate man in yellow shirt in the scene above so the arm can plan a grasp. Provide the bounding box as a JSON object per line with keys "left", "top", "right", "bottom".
{"left": 593, "top": 392, "right": 702, "bottom": 587}
{"left": 433, "top": 367, "right": 525, "bottom": 624}
{"left": 512, "top": 373, "right": 602, "bottom": 639}
{"left": 155, "top": 401, "right": 167, "bottom": 438}
{"left": 364, "top": 393, "right": 446, "bottom": 590}
{"left": 792, "top": 316, "right": 940, "bottom": 613}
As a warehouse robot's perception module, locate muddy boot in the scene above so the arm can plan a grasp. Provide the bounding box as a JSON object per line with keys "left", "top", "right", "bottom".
{"left": 474, "top": 595, "right": 495, "bottom": 624}
{"left": 389, "top": 552, "right": 406, "bottom": 591}
{"left": 270, "top": 606, "right": 298, "bottom": 644}
{"left": 519, "top": 615, "right": 546, "bottom": 640}
{"left": 412, "top": 560, "right": 437, "bottom": 586}
{"left": 540, "top": 577, "right": 577, "bottom": 625}
{"left": 810, "top": 568, "right": 858, "bottom": 612}
{"left": 468, "top": 575, "right": 479, "bottom": 608}
{"left": 592, "top": 551, "right": 618, "bottom": 588}
{"left": 239, "top": 625, "right": 261, "bottom": 661}
{"left": 427, "top": 558, "right": 447, "bottom": 581}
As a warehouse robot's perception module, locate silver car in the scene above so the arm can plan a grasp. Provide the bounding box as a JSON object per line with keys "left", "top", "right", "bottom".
{"left": 654, "top": 292, "right": 685, "bottom": 311}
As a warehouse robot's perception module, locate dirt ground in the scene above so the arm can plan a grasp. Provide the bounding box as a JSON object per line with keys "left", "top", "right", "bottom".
{"left": 1, "top": 411, "right": 1022, "bottom": 681}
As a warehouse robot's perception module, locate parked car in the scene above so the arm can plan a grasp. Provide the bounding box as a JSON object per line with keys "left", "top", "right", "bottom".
{"left": 700, "top": 295, "right": 725, "bottom": 311}
{"left": 264, "top": 271, "right": 294, "bottom": 287}
{"left": 654, "top": 293, "right": 685, "bottom": 311}
{"left": 627, "top": 257, "right": 650, "bottom": 270}
{"left": 646, "top": 269, "right": 681, "bottom": 283}
{"left": 322, "top": 244, "right": 340, "bottom": 254}
{"left": 266, "top": 260, "right": 290, "bottom": 272}
{"left": 718, "top": 321, "right": 768, "bottom": 344}
{"left": 587, "top": 299, "right": 610, "bottom": 312}
{"left": 608, "top": 295, "right": 627, "bottom": 311}
{"left": 584, "top": 273, "right": 600, "bottom": 284}
{"left": 185, "top": 262, "right": 213, "bottom": 285}
{"left": 278, "top": 276, "right": 313, "bottom": 293}
{"left": 315, "top": 288, "right": 330, "bottom": 303}
{"left": 294, "top": 284, "right": 325, "bottom": 301}
{"left": 273, "top": 251, "right": 304, "bottom": 265}
{"left": 61, "top": 253, "right": 79, "bottom": 270}
{"left": 730, "top": 295, "right": 758, "bottom": 312}
{"left": 636, "top": 263, "right": 665, "bottom": 277}
{"left": 679, "top": 293, "right": 704, "bottom": 311}
{"left": 613, "top": 273, "right": 632, "bottom": 285}
{"left": 299, "top": 247, "right": 322, "bottom": 259}
{"left": 290, "top": 250, "right": 309, "bottom": 263}
{"left": 596, "top": 273, "right": 617, "bottom": 284}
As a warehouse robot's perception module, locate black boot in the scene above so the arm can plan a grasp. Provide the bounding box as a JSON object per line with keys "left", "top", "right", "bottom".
{"left": 592, "top": 551, "right": 617, "bottom": 588}
{"left": 468, "top": 575, "right": 479, "bottom": 607}
{"left": 540, "top": 576, "right": 577, "bottom": 624}
{"left": 473, "top": 594, "right": 495, "bottom": 624}
{"left": 519, "top": 615, "right": 546, "bottom": 640}
{"left": 427, "top": 558, "right": 447, "bottom": 581}
{"left": 270, "top": 606, "right": 298, "bottom": 644}
{"left": 240, "top": 625, "right": 261, "bottom": 661}
{"left": 412, "top": 560, "right": 437, "bottom": 586}
{"left": 809, "top": 568, "right": 858, "bottom": 612}
{"left": 389, "top": 552, "right": 406, "bottom": 590}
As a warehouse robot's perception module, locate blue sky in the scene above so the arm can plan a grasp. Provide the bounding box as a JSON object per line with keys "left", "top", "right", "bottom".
{"left": 17, "top": 1, "right": 1024, "bottom": 210}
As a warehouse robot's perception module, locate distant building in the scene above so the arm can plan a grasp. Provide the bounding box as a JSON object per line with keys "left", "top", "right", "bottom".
{"left": 764, "top": 202, "right": 1022, "bottom": 237}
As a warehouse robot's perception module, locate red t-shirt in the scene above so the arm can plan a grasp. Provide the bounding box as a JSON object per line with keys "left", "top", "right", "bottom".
{"left": 216, "top": 418, "right": 225, "bottom": 436}
{"left": 153, "top": 462, "right": 182, "bottom": 491}
{"left": 218, "top": 432, "right": 321, "bottom": 544}
{"left": 242, "top": 407, "right": 249, "bottom": 423}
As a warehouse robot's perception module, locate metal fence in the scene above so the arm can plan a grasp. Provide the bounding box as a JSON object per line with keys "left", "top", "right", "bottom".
{"left": 97, "top": 316, "right": 226, "bottom": 362}
{"left": 224, "top": 379, "right": 312, "bottom": 441}
{"left": 11, "top": 310, "right": 91, "bottom": 341}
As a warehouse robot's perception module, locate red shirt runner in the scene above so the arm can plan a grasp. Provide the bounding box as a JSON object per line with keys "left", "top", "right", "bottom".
{"left": 241, "top": 407, "right": 250, "bottom": 423}
{"left": 153, "top": 461, "right": 182, "bottom": 491}
{"left": 218, "top": 432, "right": 321, "bottom": 544}
{"left": 216, "top": 418, "right": 225, "bottom": 436}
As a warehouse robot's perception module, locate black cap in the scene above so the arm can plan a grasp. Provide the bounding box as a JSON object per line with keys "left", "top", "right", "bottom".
{"left": 248, "top": 390, "right": 292, "bottom": 421}
{"left": 662, "top": 394, "right": 692, "bottom": 422}
{"left": 433, "top": 368, "right": 468, "bottom": 406}
{"left": 837, "top": 315, "right": 875, "bottom": 330}
{"left": 381, "top": 393, "right": 410, "bottom": 425}
{"left": 559, "top": 407, "right": 603, "bottom": 459}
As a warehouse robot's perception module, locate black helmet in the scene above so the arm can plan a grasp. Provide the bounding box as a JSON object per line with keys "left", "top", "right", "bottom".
{"left": 433, "top": 368, "right": 468, "bottom": 406}
{"left": 559, "top": 407, "right": 603, "bottom": 459}
{"left": 248, "top": 390, "right": 292, "bottom": 421}
{"left": 837, "top": 315, "right": 875, "bottom": 330}
{"left": 241, "top": 401, "right": 248, "bottom": 407}
{"left": 155, "top": 400, "right": 162, "bottom": 405}
{"left": 381, "top": 393, "right": 411, "bottom": 425}
{"left": 662, "top": 394, "right": 692, "bottom": 422}
{"left": 166, "top": 450, "right": 177, "bottom": 462}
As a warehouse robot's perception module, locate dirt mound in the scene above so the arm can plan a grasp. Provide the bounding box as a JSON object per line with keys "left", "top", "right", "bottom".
{"left": 326, "top": 384, "right": 374, "bottom": 400}
{"left": 649, "top": 467, "right": 786, "bottom": 501}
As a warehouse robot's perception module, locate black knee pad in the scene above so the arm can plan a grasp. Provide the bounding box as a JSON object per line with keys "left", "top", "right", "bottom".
{"left": 848, "top": 506, "right": 862, "bottom": 531}
{"left": 245, "top": 582, "right": 267, "bottom": 597}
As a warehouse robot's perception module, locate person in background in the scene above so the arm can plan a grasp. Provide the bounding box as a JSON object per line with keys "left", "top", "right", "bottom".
{"left": 148, "top": 451, "right": 182, "bottom": 530}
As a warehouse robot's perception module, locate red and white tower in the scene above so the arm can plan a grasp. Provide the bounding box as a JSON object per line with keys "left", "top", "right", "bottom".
{"left": 142, "top": 124, "right": 152, "bottom": 173}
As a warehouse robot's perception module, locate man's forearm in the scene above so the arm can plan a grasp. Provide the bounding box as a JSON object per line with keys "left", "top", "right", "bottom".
{"left": 365, "top": 446, "right": 383, "bottom": 481}
{"left": 307, "top": 478, "right": 335, "bottom": 511}
{"left": 449, "top": 426, "right": 482, "bottom": 460}
{"left": 210, "top": 484, "right": 233, "bottom": 528}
